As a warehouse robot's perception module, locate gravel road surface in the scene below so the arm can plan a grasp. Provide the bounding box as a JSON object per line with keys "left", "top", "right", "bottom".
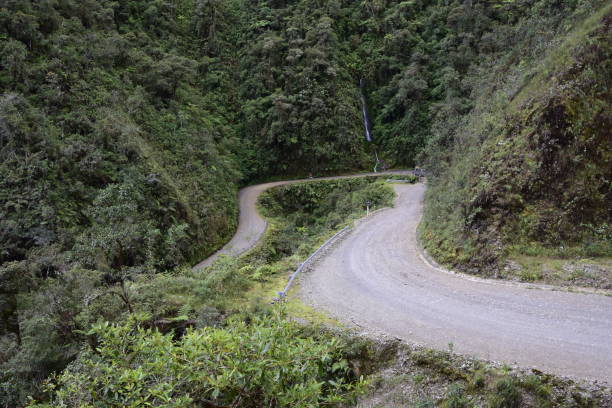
{"left": 192, "top": 171, "right": 409, "bottom": 270}
{"left": 301, "top": 183, "right": 612, "bottom": 382}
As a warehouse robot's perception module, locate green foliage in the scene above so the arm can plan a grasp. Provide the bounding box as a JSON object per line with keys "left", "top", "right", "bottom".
{"left": 488, "top": 377, "right": 522, "bottom": 408}
{"left": 2, "top": 0, "right": 611, "bottom": 404}
{"left": 3, "top": 177, "right": 387, "bottom": 405}
{"left": 521, "top": 375, "right": 552, "bottom": 407}
{"left": 0, "top": 0, "right": 242, "bottom": 402}
{"left": 0, "top": 267, "right": 106, "bottom": 405}
{"left": 259, "top": 177, "right": 395, "bottom": 230}
{"left": 132, "top": 178, "right": 394, "bottom": 319}
{"left": 237, "top": 5, "right": 370, "bottom": 176}
{"left": 30, "top": 310, "right": 365, "bottom": 408}
{"left": 386, "top": 174, "right": 419, "bottom": 183}
{"left": 0, "top": 0, "right": 242, "bottom": 275}
{"left": 240, "top": 177, "right": 395, "bottom": 286}
{"left": 412, "top": 349, "right": 469, "bottom": 382}
{"left": 444, "top": 385, "right": 471, "bottom": 408}
{"left": 420, "top": 2, "right": 612, "bottom": 274}
{"left": 416, "top": 400, "right": 436, "bottom": 408}
{"left": 363, "top": 341, "right": 600, "bottom": 407}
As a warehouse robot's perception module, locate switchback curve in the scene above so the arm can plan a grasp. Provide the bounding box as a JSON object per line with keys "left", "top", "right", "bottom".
{"left": 301, "top": 183, "right": 612, "bottom": 382}
{"left": 192, "top": 171, "right": 409, "bottom": 270}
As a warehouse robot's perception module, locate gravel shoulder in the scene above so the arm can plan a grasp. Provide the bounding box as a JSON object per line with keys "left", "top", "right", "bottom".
{"left": 300, "top": 183, "right": 612, "bottom": 383}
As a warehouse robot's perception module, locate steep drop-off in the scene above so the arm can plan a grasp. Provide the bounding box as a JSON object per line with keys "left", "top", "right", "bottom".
{"left": 2, "top": 0, "right": 611, "bottom": 405}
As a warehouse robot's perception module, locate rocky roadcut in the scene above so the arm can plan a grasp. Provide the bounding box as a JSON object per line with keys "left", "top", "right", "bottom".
{"left": 301, "top": 183, "right": 612, "bottom": 383}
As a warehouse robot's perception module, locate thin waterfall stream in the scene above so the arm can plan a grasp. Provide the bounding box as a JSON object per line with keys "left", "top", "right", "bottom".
{"left": 359, "top": 78, "right": 373, "bottom": 142}
{"left": 360, "top": 78, "right": 381, "bottom": 171}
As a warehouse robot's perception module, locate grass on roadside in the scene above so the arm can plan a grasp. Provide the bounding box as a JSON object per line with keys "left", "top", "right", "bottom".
{"left": 125, "top": 177, "right": 395, "bottom": 328}
{"left": 500, "top": 254, "right": 611, "bottom": 289}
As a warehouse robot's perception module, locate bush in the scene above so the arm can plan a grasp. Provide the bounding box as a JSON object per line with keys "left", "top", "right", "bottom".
{"left": 260, "top": 177, "right": 394, "bottom": 229}
{"left": 386, "top": 174, "right": 418, "bottom": 183}
{"left": 30, "top": 310, "right": 365, "bottom": 408}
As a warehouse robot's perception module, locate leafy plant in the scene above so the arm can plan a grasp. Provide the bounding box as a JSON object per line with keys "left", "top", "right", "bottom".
{"left": 30, "top": 309, "right": 365, "bottom": 408}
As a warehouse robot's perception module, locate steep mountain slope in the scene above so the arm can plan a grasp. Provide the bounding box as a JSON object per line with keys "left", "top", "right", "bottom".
{"left": 420, "top": 4, "right": 612, "bottom": 277}
{"left": 1, "top": 0, "right": 611, "bottom": 405}
{"left": 0, "top": 0, "right": 242, "bottom": 271}
{"left": 0, "top": 1, "right": 243, "bottom": 402}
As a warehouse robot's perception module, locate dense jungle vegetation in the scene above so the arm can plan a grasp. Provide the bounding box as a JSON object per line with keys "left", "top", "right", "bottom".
{"left": 420, "top": 2, "right": 612, "bottom": 276}
{"left": 1, "top": 0, "right": 611, "bottom": 405}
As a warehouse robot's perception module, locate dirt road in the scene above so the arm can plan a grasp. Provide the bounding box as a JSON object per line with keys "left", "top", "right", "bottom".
{"left": 192, "top": 171, "right": 409, "bottom": 270}
{"left": 301, "top": 183, "right": 612, "bottom": 382}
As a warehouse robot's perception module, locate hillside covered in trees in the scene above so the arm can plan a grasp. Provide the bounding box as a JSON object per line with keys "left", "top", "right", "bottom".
{"left": 1, "top": 0, "right": 611, "bottom": 406}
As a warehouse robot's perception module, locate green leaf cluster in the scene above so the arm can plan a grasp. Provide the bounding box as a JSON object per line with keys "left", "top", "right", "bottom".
{"left": 30, "top": 310, "right": 364, "bottom": 408}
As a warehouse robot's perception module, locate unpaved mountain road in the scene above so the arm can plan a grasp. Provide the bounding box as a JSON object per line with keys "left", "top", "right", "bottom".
{"left": 192, "top": 171, "right": 410, "bottom": 270}
{"left": 302, "top": 183, "right": 612, "bottom": 382}
{"left": 193, "top": 176, "right": 612, "bottom": 382}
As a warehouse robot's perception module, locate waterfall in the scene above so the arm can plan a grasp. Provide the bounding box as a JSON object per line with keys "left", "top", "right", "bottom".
{"left": 359, "top": 78, "right": 373, "bottom": 142}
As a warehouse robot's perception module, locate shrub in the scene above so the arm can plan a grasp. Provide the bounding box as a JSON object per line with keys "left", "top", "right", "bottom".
{"left": 30, "top": 310, "right": 365, "bottom": 408}
{"left": 522, "top": 375, "right": 552, "bottom": 407}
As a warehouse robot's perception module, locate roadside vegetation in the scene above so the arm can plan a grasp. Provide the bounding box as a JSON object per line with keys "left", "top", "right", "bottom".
{"left": 419, "top": 2, "right": 612, "bottom": 282}
{"left": 24, "top": 177, "right": 611, "bottom": 407}
{"left": 2, "top": 0, "right": 611, "bottom": 405}
{"left": 385, "top": 174, "right": 419, "bottom": 183}
{"left": 30, "top": 310, "right": 366, "bottom": 408}
{"left": 17, "top": 178, "right": 393, "bottom": 406}
{"left": 354, "top": 340, "right": 611, "bottom": 408}
{"left": 500, "top": 255, "right": 611, "bottom": 289}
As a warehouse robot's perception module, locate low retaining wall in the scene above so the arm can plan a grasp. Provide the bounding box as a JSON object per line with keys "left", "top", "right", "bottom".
{"left": 275, "top": 225, "right": 351, "bottom": 301}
